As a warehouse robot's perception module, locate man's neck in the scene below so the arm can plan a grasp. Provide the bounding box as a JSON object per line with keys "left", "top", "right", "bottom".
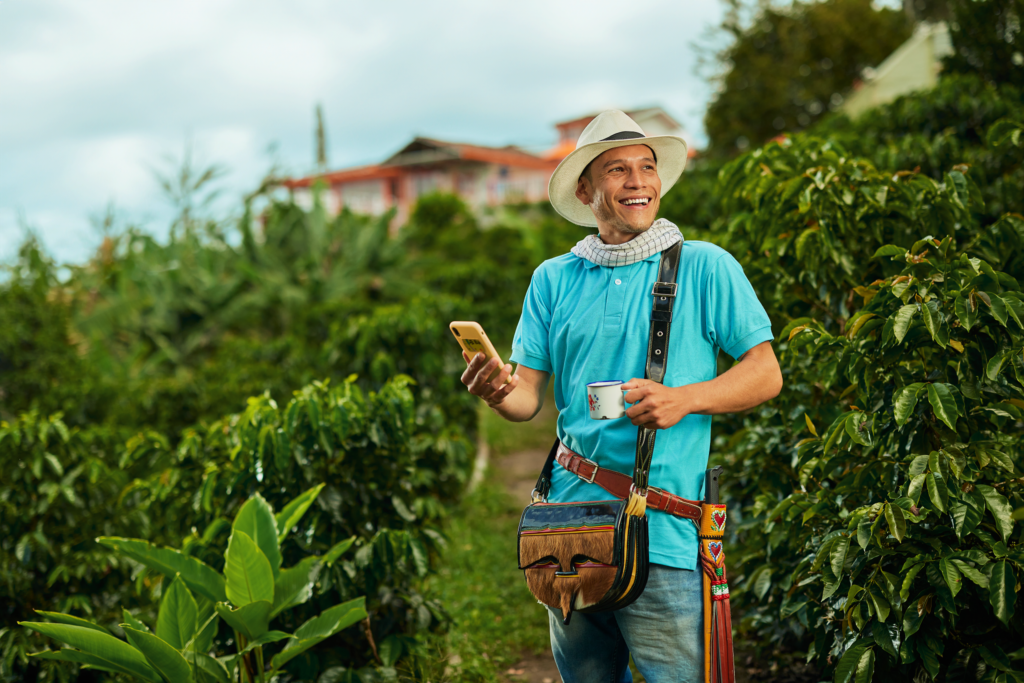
{"left": 597, "top": 224, "right": 650, "bottom": 246}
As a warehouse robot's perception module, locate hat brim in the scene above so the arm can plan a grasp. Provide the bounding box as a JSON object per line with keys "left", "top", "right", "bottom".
{"left": 547, "top": 136, "right": 689, "bottom": 227}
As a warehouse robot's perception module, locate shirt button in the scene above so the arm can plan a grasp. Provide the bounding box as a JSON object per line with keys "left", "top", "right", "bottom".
{"left": 615, "top": 279, "right": 622, "bottom": 285}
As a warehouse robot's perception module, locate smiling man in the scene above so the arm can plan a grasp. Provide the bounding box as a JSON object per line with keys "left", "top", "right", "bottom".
{"left": 460, "top": 110, "right": 782, "bottom": 682}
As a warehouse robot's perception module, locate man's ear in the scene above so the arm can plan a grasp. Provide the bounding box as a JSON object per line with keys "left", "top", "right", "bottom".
{"left": 575, "top": 177, "right": 591, "bottom": 206}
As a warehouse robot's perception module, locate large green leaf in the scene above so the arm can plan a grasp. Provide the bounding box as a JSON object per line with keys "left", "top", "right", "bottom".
{"left": 926, "top": 473, "right": 948, "bottom": 513}
{"left": 234, "top": 493, "right": 282, "bottom": 578}
{"left": 98, "top": 537, "right": 226, "bottom": 602}
{"left": 952, "top": 500, "right": 983, "bottom": 538}
{"left": 270, "top": 597, "right": 367, "bottom": 672}
{"left": 988, "top": 560, "right": 1017, "bottom": 626}
{"left": 893, "top": 384, "right": 924, "bottom": 426}
{"left": 323, "top": 537, "right": 357, "bottom": 565}
{"left": 215, "top": 600, "right": 271, "bottom": 641}
{"left": 124, "top": 627, "right": 193, "bottom": 683}
{"left": 987, "top": 348, "right": 1013, "bottom": 381}
{"left": 955, "top": 294, "right": 980, "bottom": 331}
{"left": 274, "top": 483, "right": 325, "bottom": 543}
{"left": 921, "top": 299, "right": 948, "bottom": 348}
{"left": 976, "top": 484, "right": 1015, "bottom": 540}
{"left": 224, "top": 529, "right": 275, "bottom": 606}
{"left": 835, "top": 640, "right": 867, "bottom": 683}
{"left": 34, "top": 611, "right": 110, "bottom": 635}
{"left": 271, "top": 556, "right": 322, "bottom": 618}
{"left": 31, "top": 649, "right": 138, "bottom": 678}
{"left": 190, "top": 651, "right": 229, "bottom": 683}
{"left": 830, "top": 536, "right": 850, "bottom": 577}
{"left": 939, "top": 558, "right": 963, "bottom": 598}
{"left": 156, "top": 574, "right": 198, "bottom": 651}
{"left": 20, "top": 622, "right": 160, "bottom": 682}
{"left": 884, "top": 503, "right": 906, "bottom": 542}
{"left": 926, "top": 383, "right": 960, "bottom": 430}
{"left": 854, "top": 647, "right": 875, "bottom": 683}
{"left": 892, "top": 304, "right": 918, "bottom": 343}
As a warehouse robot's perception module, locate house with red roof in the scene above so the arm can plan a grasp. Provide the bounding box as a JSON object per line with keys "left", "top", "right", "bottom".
{"left": 282, "top": 107, "right": 689, "bottom": 226}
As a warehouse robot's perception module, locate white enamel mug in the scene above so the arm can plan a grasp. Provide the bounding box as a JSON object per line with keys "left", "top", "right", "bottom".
{"left": 587, "top": 380, "right": 629, "bottom": 420}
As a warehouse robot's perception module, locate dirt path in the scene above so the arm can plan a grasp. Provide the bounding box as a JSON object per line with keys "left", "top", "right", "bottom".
{"left": 494, "top": 446, "right": 564, "bottom": 683}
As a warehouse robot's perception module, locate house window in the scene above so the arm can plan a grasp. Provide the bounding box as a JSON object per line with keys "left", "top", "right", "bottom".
{"left": 499, "top": 166, "right": 509, "bottom": 178}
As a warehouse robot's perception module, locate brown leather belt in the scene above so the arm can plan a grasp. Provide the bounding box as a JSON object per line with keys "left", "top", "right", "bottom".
{"left": 556, "top": 443, "right": 702, "bottom": 521}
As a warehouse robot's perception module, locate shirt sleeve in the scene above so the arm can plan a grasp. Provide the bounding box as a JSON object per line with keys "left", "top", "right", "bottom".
{"left": 510, "top": 267, "right": 554, "bottom": 373}
{"left": 705, "top": 252, "right": 774, "bottom": 360}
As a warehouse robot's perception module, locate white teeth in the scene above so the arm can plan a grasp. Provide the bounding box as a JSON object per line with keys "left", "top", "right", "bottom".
{"left": 623, "top": 198, "right": 648, "bottom": 205}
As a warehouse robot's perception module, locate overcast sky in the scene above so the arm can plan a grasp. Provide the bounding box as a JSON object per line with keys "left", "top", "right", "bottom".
{"left": 1, "top": 0, "right": 726, "bottom": 263}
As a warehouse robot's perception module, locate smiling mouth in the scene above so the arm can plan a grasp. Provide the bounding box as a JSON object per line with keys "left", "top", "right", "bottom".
{"left": 619, "top": 197, "right": 651, "bottom": 207}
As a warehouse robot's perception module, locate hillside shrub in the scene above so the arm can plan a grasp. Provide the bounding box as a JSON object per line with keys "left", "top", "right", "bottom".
{"left": 712, "top": 127, "right": 1024, "bottom": 680}
{"left": 0, "top": 413, "right": 145, "bottom": 681}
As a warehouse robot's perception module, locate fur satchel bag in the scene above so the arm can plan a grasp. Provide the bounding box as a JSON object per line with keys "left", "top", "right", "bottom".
{"left": 516, "top": 241, "right": 681, "bottom": 625}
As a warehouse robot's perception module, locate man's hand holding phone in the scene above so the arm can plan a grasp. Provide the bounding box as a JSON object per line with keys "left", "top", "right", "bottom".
{"left": 461, "top": 351, "right": 519, "bottom": 407}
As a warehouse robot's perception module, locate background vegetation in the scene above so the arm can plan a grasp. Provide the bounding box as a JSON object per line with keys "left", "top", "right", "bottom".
{"left": 4, "top": 0, "right": 1024, "bottom": 680}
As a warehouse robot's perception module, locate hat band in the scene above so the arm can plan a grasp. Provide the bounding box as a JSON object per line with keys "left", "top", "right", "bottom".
{"left": 600, "top": 130, "right": 645, "bottom": 142}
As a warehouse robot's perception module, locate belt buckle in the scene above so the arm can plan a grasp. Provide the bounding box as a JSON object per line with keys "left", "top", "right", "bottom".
{"left": 579, "top": 457, "right": 600, "bottom": 484}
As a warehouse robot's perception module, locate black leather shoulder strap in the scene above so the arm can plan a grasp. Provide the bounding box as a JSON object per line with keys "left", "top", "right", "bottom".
{"left": 632, "top": 240, "right": 682, "bottom": 494}
{"left": 531, "top": 240, "right": 684, "bottom": 502}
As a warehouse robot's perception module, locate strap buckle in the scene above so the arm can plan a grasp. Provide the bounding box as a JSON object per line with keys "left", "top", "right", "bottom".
{"left": 652, "top": 282, "right": 677, "bottom": 299}
{"left": 578, "top": 457, "right": 600, "bottom": 484}
{"left": 530, "top": 488, "right": 547, "bottom": 504}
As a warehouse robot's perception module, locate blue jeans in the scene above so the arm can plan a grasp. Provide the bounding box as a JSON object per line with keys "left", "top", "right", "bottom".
{"left": 548, "top": 564, "right": 703, "bottom": 683}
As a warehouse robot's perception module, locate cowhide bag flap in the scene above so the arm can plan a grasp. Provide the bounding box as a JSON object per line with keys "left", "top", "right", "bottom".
{"left": 516, "top": 241, "right": 682, "bottom": 625}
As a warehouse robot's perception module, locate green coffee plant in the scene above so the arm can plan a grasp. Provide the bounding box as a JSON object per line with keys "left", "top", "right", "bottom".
{"left": 710, "top": 123, "right": 1024, "bottom": 679}
{"left": 758, "top": 239, "right": 1024, "bottom": 680}
{"left": 125, "top": 375, "right": 467, "bottom": 676}
{"left": 0, "top": 412, "right": 147, "bottom": 682}
{"left": 22, "top": 488, "right": 367, "bottom": 682}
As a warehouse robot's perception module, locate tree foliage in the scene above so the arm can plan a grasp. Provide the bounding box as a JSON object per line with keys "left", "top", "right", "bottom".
{"left": 704, "top": 0, "right": 911, "bottom": 155}
{"left": 943, "top": 0, "right": 1024, "bottom": 88}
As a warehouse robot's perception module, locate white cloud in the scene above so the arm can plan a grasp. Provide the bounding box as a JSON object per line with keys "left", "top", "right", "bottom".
{"left": 0, "top": 0, "right": 724, "bottom": 264}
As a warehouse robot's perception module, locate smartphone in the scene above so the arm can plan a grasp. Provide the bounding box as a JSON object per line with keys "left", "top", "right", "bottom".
{"left": 449, "top": 321, "right": 512, "bottom": 385}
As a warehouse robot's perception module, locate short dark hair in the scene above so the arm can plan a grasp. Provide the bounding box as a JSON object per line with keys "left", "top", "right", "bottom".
{"left": 578, "top": 144, "right": 658, "bottom": 182}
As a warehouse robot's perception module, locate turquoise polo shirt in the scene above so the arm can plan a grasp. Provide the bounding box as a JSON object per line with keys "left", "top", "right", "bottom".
{"left": 510, "top": 240, "right": 773, "bottom": 570}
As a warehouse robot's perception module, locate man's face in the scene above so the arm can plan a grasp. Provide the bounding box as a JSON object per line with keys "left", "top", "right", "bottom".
{"left": 575, "top": 144, "right": 662, "bottom": 237}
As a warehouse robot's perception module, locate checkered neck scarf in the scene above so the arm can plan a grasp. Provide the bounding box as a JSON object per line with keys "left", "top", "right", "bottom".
{"left": 571, "top": 218, "right": 684, "bottom": 268}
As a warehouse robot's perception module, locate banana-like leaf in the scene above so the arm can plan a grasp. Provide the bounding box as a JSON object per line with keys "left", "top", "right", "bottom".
{"left": 124, "top": 627, "right": 194, "bottom": 682}
{"left": 323, "top": 537, "right": 356, "bottom": 566}
{"left": 215, "top": 600, "right": 271, "bottom": 641}
{"left": 270, "top": 597, "right": 367, "bottom": 672}
{"left": 189, "top": 651, "right": 230, "bottom": 683}
{"left": 98, "top": 537, "right": 226, "bottom": 603}
{"left": 122, "top": 609, "right": 150, "bottom": 633}
{"left": 20, "top": 622, "right": 161, "bottom": 682}
{"left": 156, "top": 574, "right": 198, "bottom": 651}
{"left": 271, "top": 556, "right": 321, "bottom": 618}
{"left": 31, "top": 649, "right": 136, "bottom": 678}
{"left": 224, "top": 529, "right": 274, "bottom": 606}
{"left": 34, "top": 611, "right": 110, "bottom": 635}
{"left": 237, "top": 630, "right": 292, "bottom": 656}
{"left": 234, "top": 493, "right": 282, "bottom": 578}
{"left": 274, "top": 484, "right": 325, "bottom": 543}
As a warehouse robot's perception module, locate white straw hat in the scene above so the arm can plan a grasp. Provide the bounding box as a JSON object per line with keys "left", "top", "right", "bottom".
{"left": 547, "top": 110, "right": 688, "bottom": 227}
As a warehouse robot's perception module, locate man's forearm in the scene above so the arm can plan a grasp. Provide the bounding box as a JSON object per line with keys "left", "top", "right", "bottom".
{"left": 490, "top": 386, "right": 544, "bottom": 422}
{"left": 682, "top": 342, "right": 782, "bottom": 415}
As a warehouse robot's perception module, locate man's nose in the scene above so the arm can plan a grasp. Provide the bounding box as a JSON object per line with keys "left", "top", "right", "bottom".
{"left": 623, "top": 166, "right": 645, "bottom": 188}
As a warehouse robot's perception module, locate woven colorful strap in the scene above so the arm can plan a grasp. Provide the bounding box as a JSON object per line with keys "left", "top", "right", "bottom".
{"left": 700, "top": 503, "right": 735, "bottom": 683}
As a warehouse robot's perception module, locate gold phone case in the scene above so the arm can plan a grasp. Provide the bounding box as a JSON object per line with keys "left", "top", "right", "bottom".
{"left": 450, "top": 321, "right": 512, "bottom": 385}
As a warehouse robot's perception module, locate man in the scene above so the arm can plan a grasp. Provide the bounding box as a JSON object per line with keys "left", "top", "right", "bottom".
{"left": 461, "top": 110, "right": 782, "bottom": 682}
